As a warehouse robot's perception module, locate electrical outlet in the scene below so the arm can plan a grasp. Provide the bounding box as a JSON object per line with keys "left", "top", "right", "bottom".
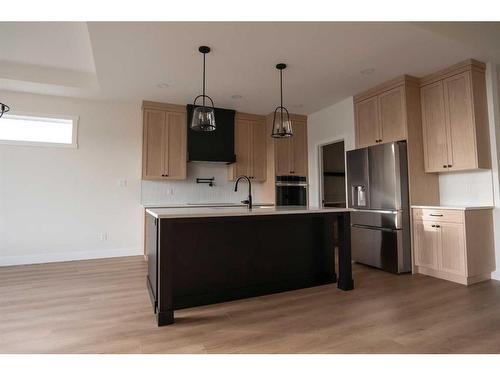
{"left": 98, "top": 233, "right": 108, "bottom": 241}
{"left": 118, "top": 179, "right": 128, "bottom": 188}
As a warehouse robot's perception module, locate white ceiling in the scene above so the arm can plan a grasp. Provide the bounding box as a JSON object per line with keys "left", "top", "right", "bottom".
{"left": 1, "top": 22, "right": 500, "bottom": 115}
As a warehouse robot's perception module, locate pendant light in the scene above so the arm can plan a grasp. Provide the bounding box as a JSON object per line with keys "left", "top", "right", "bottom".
{"left": 190, "top": 46, "right": 216, "bottom": 132}
{"left": 0, "top": 102, "right": 10, "bottom": 118}
{"left": 271, "top": 63, "right": 293, "bottom": 138}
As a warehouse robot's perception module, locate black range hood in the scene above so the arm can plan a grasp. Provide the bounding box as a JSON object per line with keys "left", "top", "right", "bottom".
{"left": 187, "top": 104, "right": 236, "bottom": 164}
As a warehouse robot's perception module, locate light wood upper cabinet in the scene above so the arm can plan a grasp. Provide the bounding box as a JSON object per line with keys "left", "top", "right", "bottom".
{"left": 355, "top": 96, "right": 380, "bottom": 148}
{"left": 251, "top": 119, "right": 267, "bottom": 181}
{"left": 164, "top": 112, "right": 187, "bottom": 179}
{"left": 354, "top": 83, "right": 407, "bottom": 148}
{"left": 421, "top": 82, "right": 449, "bottom": 172}
{"left": 443, "top": 72, "right": 476, "bottom": 171}
{"left": 273, "top": 118, "right": 308, "bottom": 176}
{"left": 290, "top": 121, "right": 308, "bottom": 176}
{"left": 143, "top": 109, "right": 166, "bottom": 179}
{"left": 412, "top": 207, "right": 495, "bottom": 285}
{"left": 142, "top": 102, "right": 187, "bottom": 180}
{"left": 378, "top": 86, "right": 407, "bottom": 143}
{"left": 274, "top": 137, "right": 291, "bottom": 176}
{"left": 229, "top": 115, "right": 267, "bottom": 182}
{"left": 420, "top": 60, "right": 491, "bottom": 173}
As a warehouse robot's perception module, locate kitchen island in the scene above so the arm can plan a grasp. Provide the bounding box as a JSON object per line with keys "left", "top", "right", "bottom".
{"left": 145, "top": 206, "right": 353, "bottom": 326}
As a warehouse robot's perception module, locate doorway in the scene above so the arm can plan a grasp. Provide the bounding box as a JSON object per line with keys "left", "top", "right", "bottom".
{"left": 320, "top": 140, "right": 346, "bottom": 208}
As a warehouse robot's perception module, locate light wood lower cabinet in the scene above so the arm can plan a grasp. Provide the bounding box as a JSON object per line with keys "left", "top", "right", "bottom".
{"left": 412, "top": 207, "right": 495, "bottom": 285}
{"left": 229, "top": 114, "right": 267, "bottom": 182}
{"left": 142, "top": 102, "right": 187, "bottom": 180}
{"left": 413, "top": 220, "right": 439, "bottom": 269}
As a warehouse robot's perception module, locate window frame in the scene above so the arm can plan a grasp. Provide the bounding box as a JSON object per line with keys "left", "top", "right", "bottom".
{"left": 0, "top": 111, "right": 79, "bottom": 149}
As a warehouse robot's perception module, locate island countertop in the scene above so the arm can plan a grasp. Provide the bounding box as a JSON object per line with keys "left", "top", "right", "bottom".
{"left": 146, "top": 206, "right": 351, "bottom": 219}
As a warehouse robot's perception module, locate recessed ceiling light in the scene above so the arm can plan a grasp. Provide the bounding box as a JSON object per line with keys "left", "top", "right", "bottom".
{"left": 231, "top": 94, "right": 243, "bottom": 100}
{"left": 360, "top": 68, "right": 375, "bottom": 76}
{"left": 157, "top": 83, "right": 170, "bottom": 88}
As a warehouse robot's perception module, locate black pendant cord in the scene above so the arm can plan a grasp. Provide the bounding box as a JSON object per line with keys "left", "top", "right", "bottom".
{"left": 202, "top": 52, "right": 206, "bottom": 108}
{"left": 280, "top": 68, "right": 284, "bottom": 132}
{"left": 280, "top": 68, "right": 283, "bottom": 108}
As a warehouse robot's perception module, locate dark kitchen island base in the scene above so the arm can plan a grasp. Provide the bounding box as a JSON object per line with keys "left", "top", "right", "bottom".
{"left": 145, "top": 208, "right": 353, "bottom": 326}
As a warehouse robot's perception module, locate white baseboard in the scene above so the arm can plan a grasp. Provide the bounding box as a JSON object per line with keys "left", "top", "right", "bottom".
{"left": 0, "top": 248, "right": 143, "bottom": 267}
{"left": 491, "top": 271, "right": 500, "bottom": 281}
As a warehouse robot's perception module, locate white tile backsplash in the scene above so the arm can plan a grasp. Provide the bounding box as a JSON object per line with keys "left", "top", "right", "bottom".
{"left": 439, "top": 169, "right": 494, "bottom": 206}
{"left": 141, "top": 163, "right": 269, "bottom": 206}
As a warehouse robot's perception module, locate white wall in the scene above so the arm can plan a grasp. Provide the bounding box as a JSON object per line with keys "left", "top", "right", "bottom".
{"left": 307, "top": 97, "right": 355, "bottom": 207}
{"left": 0, "top": 91, "right": 144, "bottom": 266}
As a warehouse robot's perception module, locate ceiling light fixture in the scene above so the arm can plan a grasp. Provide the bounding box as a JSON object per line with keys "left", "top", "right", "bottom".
{"left": 231, "top": 94, "right": 243, "bottom": 100}
{"left": 190, "top": 46, "right": 216, "bottom": 132}
{"left": 0, "top": 102, "right": 10, "bottom": 118}
{"left": 271, "top": 63, "right": 292, "bottom": 138}
{"left": 157, "top": 83, "right": 170, "bottom": 88}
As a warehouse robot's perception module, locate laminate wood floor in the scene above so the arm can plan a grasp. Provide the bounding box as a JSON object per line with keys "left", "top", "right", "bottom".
{"left": 1, "top": 256, "right": 500, "bottom": 353}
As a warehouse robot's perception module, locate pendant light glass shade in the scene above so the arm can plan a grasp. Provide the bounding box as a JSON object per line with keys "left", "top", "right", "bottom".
{"left": 191, "top": 95, "right": 216, "bottom": 131}
{"left": 191, "top": 46, "right": 216, "bottom": 132}
{"left": 271, "top": 63, "right": 293, "bottom": 138}
{"left": 272, "top": 106, "right": 292, "bottom": 138}
{"left": 0, "top": 102, "right": 10, "bottom": 118}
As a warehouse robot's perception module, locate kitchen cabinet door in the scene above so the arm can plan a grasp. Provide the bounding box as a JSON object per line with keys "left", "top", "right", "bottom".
{"left": 443, "top": 72, "right": 476, "bottom": 171}
{"left": 231, "top": 119, "right": 252, "bottom": 179}
{"left": 143, "top": 109, "right": 167, "bottom": 179}
{"left": 413, "top": 221, "right": 439, "bottom": 269}
{"left": 355, "top": 96, "right": 380, "bottom": 148}
{"left": 438, "top": 222, "right": 466, "bottom": 276}
{"left": 275, "top": 137, "right": 291, "bottom": 176}
{"left": 290, "top": 120, "right": 308, "bottom": 176}
{"left": 165, "top": 112, "right": 187, "bottom": 179}
{"left": 421, "top": 81, "right": 449, "bottom": 172}
{"left": 378, "top": 86, "right": 406, "bottom": 143}
{"left": 251, "top": 119, "right": 267, "bottom": 181}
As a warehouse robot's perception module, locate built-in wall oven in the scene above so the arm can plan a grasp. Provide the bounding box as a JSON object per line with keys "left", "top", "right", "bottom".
{"left": 276, "top": 176, "right": 308, "bottom": 206}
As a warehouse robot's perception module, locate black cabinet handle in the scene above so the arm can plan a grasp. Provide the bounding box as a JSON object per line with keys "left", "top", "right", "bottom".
{"left": 430, "top": 214, "right": 443, "bottom": 217}
{"left": 448, "top": 164, "right": 452, "bottom": 168}
{"left": 443, "top": 165, "right": 448, "bottom": 168}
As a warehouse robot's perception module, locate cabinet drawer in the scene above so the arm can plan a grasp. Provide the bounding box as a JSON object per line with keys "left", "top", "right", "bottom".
{"left": 412, "top": 208, "right": 464, "bottom": 223}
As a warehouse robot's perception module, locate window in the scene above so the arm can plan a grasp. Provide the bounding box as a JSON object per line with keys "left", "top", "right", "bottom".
{"left": 0, "top": 113, "right": 78, "bottom": 148}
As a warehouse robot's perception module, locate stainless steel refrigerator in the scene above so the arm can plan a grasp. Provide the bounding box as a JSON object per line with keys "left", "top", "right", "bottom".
{"left": 346, "top": 141, "right": 411, "bottom": 273}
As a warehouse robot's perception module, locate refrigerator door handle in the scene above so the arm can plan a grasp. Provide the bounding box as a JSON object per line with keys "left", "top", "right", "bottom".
{"left": 352, "top": 224, "right": 398, "bottom": 232}
{"left": 352, "top": 209, "right": 401, "bottom": 214}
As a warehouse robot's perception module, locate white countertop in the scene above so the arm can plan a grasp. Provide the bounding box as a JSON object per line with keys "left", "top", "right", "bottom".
{"left": 411, "top": 205, "right": 494, "bottom": 211}
{"left": 146, "top": 206, "right": 351, "bottom": 219}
